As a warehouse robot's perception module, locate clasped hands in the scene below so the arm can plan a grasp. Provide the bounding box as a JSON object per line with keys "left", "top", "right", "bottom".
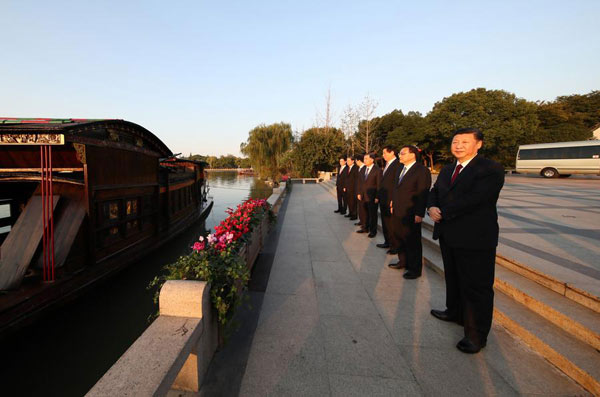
{"left": 428, "top": 206, "right": 442, "bottom": 222}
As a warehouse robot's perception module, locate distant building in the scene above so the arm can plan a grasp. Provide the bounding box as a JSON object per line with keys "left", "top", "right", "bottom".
{"left": 593, "top": 123, "right": 600, "bottom": 140}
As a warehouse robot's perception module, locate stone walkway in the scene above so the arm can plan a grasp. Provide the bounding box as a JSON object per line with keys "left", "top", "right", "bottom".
{"left": 237, "top": 184, "right": 586, "bottom": 396}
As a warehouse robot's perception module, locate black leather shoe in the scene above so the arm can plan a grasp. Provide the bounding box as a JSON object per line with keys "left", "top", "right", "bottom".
{"left": 376, "top": 243, "right": 390, "bottom": 249}
{"left": 403, "top": 271, "right": 420, "bottom": 279}
{"left": 388, "top": 262, "right": 406, "bottom": 269}
{"left": 386, "top": 248, "right": 398, "bottom": 255}
{"left": 356, "top": 229, "right": 367, "bottom": 233}
{"left": 456, "top": 337, "right": 485, "bottom": 354}
{"left": 430, "top": 309, "right": 458, "bottom": 323}
{"left": 349, "top": 217, "right": 357, "bottom": 220}
{"left": 367, "top": 233, "right": 376, "bottom": 238}
{"left": 344, "top": 214, "right": 351, "bottom": 218}
{"left": 334, "top": 210, "right": 341, "bottom": 213}
{"left": 354, "top": 222, "right": 362, "bottom": 226}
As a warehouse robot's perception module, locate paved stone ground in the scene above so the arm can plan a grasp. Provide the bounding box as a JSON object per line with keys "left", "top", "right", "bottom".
{"left": 235, "top": 184, "right": 586, "bottom": 396}
{"left": 496, "top": 175, "right": 600, "bottom": 297}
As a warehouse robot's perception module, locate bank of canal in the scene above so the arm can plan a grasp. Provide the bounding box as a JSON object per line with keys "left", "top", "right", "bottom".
{"left": 0, "top": 172, "right": 271, "bottom": 397}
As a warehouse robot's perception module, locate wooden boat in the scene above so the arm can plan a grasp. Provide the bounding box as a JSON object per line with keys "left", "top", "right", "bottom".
{"left": 0, "top": 118, "right": 213, "bottom": 335}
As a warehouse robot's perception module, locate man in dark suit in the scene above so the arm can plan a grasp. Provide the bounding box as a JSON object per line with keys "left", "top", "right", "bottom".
{"left": 334, "top": 156, "right": 348, "bottom": 214}
{"left": 389, "top": 145, "right": 431, "bottom": 279}
{"left": 354, "top": 154, "right": 367, "bottom": 230}
{"left": 377, "top": 146, "right": 401, "bottom": 253}
{"left": 359, "top": 152, "right": 382, "bottom": 237}
{"left": 344, "top": 155, "right": 358, "bottom": 220}
{"left": 428, "top": 128, "right": 505, "bottom": 354}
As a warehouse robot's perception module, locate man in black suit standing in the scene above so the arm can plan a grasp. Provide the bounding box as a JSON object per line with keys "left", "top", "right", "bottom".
{"left": 358, "top": 152, "right": 381, "bottom": 237}
{"left": 344, "top": 155, "right": 358, "bottom": 220}
{"left": 377, "top": 146, "right": 401, "bottom": 253}
{"left": 428, "top": 128, "right": 505, "bottom": 354}
{"left": 354, "top": 154, "right": 367, "bottom": 230}
{"left": 334, "top": 156, "right": 348, "bottom": 214}
{"left": 389, "top": 145, "right": 431, "bottom": 279}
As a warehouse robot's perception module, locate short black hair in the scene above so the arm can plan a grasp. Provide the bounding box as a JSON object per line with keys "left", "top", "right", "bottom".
{"left": 339, "top": 155, "right": 347, "bottom": 161}
{"left": 354, "top": 153, "right": 364, "bottom": 162}
{"left": 364, "top": 152, "right": 377, "bottom": 160}
{"left": 452, "top": 127, "right": 483, "bottom": 141}
{"left": 382, "top": 145, "right": 397, "bottom": 155}
{"left": 400, "top": 145, "right": 421, "bottom": 161}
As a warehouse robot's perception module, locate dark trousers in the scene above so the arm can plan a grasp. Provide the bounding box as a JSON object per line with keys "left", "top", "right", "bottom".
{"left": 393, "top": 220, "right": 423, "bottom": 275}
{"left": 439, "top": 237, "right": 496, "bottom": 345}
{"left": 365, "top": 201, "right": 378, "bottom": 234}
{"left": 347, "top": 190, "right": 357, "bottom": 217}
{"left": 358, "top": 199, "right": 368, "bottom": 229}
{"left": 336, "top": 187, "right": 346, "bottom": 213}
{"left": 379, "top": 202, "right": 392, "bottom": 244}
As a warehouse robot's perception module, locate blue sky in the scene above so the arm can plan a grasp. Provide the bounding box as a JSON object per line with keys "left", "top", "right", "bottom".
{"left": 2, "top": 1, "right": 599, "bottom": 156}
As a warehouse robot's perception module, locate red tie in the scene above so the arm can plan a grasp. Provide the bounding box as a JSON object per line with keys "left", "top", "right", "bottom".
{"left": 451, "top": 164, "right": 463, "bottom": 184}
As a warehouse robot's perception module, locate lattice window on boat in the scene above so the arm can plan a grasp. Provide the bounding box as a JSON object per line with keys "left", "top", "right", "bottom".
{"left": 126, "top": 199, "right": 138, "bottom": 217}
{"left": 126, "top": 219, "right": 139, "bottom": 231}
{"left": 100, "top": 201, "right": 121, "bottom": 224}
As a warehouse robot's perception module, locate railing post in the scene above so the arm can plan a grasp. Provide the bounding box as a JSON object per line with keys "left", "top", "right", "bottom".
{"left": 160, "top": 280, "right": 217, "bottom": 392}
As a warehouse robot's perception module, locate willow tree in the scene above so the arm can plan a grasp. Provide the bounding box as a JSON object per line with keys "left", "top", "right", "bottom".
{"left": 240, "top": 122, "right": 293, "bottom": 181}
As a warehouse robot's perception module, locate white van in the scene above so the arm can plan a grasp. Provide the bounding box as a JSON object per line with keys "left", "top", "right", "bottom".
{"left": 516, "top": 140, "right": 600, "bottom": 178}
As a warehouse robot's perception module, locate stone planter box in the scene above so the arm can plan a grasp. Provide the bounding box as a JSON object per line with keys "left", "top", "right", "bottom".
{"left": 239, "top": 215, "right": 270, "bottom": 271}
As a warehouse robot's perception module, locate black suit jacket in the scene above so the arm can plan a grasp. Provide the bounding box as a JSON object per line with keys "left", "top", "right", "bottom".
{"left": 336, "top": 165, "right": 348, "bottom": 190}
{"left": 427, "top": 155, "right": 504, "bottom": 249}
{"left": 391, "top": 163, "right": 431, "bottom": 221}
{"left": 362, "top": 165, "right": 382, "bottom": 202}
{"left": 378, "top": 159, "right": 401, "bottom": 207}
{"left": 356, "top": 165, "right": 366, "bottom": 198}
{"left": 346, "top": 165, "right": 358, "bottom": 195}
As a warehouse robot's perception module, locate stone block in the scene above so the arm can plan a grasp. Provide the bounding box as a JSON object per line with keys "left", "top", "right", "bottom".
{"left": 159, "top": 280, "right": 210, "bottom": 319}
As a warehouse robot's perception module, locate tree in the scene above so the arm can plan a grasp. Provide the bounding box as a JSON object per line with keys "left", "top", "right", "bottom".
{"left": 340, "top": 105, "right": 359, "bottom": 155}
{"left": 427, "top": 88, "right": 539, "bottom": 167}
{"left": 383, "top": 111, "right": 434, "bottom": 168}
{"left": 290, "top": 127, "right": 345, "bottom": 177}
{"left": 240, "top": 122, "right": 293, "bottom": 181}
{"left": 354, "top": 95, "right": 380, "bottom": 153}
{"left": 236, "top": 157, "right": 252, "bottom": 168}
{"left": 533, "top": 91, "right": 599, "bottom": 142}
{"left": 554, "top": 90, "right": 600, "bottom": 129}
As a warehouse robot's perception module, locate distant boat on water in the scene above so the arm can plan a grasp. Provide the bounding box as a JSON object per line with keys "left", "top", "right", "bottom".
{"left": 0, "top": 118, "right": 213, "bottom": 335}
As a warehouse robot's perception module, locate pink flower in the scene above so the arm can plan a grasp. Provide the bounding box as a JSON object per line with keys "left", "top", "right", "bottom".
{"left": 192, "top": 241, "right": 205, "bottom": 252}
{"left": 207, "top": 234, "right": 217, "bottom": 244}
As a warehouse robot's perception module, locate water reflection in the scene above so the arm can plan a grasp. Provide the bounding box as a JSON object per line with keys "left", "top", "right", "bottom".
{"left": 0, "top": 172, "right": 271, "bottom": 397}
{"left": 205, "top": 172, "right": 273, "bottom": 231}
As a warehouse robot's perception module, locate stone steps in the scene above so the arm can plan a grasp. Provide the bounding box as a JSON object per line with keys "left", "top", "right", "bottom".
{"left": 421, "top": 220, "right": 600, "bottom": 395}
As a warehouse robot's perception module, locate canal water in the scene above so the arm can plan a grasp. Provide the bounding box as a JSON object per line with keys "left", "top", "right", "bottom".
{"left": 1, "top": 172, "right": 271, "bottom": 397}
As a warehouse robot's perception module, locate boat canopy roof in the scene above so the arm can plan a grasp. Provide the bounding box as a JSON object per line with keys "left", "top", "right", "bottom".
{"left": 0, "top": 118, "right": 173, "bottom": 157}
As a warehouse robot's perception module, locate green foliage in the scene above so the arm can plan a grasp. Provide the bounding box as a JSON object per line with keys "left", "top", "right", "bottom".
{"left": 554, "top": 90, "right": 600, "bottom": 129}
{"left": 427, "top": 88, "right": 540, "bottom": 166}
{"left": 290, "top": 127, "right": 345, "bottom": 177}
{"left": 535, "top": 93, "right": 596, "bottom": 142}
{"left": 384, "top": 111, "right": 428, "bottom": 150}
{"left": 149, "top": 246, "right": 249, "bottom": 327}
{"left": 241, "top": 122, "right": 293, "bottom": 181}
{"left": 185, "top": 154, "right": 251, "bottom": 169}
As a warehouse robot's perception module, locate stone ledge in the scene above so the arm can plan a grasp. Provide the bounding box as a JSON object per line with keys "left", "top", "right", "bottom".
{"left": 87, "top": 280, "right": 217, "bottom": 397}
